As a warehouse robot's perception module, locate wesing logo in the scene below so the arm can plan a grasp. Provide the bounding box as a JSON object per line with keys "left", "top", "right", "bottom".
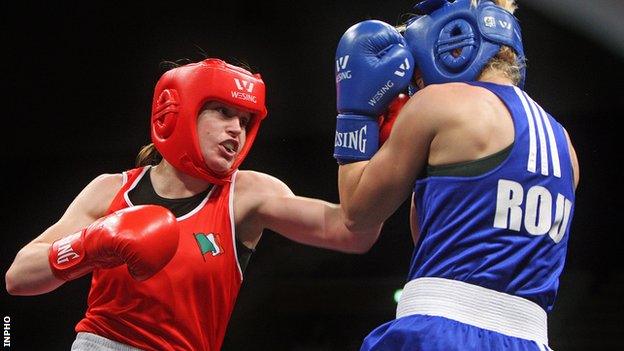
{"left": 484, "top": 16, "right": 496, "bottom": 28}
{"left": 335, "top": 125, "right": 368, "bottom": 154}
{"left": 232, "top": 78, "right": 257, "bottom": 103}
{"left": 483, "top": 16, "right": 512, "bottom": 30}
{"left": 234, "top": 78, "right": 254, "bottom": 92}
{"left": 394, "top": 58, "right": 410, "bottom": 77}
{"left": 55, "top": 233, "right": 81, "bottom": 265}
{"left": 336, "top": 55, "right": 352, "bottom": 83}
{"left": 498, "top": 20, "right": 512, "bottom": 30}
{"left": 368, "top": 80, "right": 394, "bottom": 107}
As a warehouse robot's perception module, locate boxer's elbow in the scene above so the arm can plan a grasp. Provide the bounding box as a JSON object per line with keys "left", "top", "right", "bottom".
{"left": 349, "top": 239, "right": 376, "bottom": 254}
{"left": 4, "top": 265, "right": 35, "bottom": 296}
{"left": 5, "top": 267, "right": 58, "bottom": 296}
{"left": 5, "top": 267, "right": 22, "bottom": 296}
{"left": 5, "top": 250, "right": 58, "bottom": 296}
{"left": 343, "top": 224, "right": 381, "bottom": 254}
{"left": 333, "top": 204, "right": 381, "bottom": 253}
{"left": 344, "top": 211, "right": 378, "bottom": 235}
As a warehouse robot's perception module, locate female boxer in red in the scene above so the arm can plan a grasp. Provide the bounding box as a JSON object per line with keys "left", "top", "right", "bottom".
{"left": 5, "top": 58, "right": 381, "bottom": 351}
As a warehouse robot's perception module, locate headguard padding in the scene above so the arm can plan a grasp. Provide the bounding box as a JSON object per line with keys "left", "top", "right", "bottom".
{"left": 151, "top": 58, "right": 267, "bottom": 185}
{"left": 403, "top": 0, "right": 525, "bottom": 88}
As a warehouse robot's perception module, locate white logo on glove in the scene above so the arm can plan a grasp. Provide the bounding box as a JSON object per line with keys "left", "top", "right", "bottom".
{"left": 335, "top": 125, "right": 368, "bottom": 154}
{"left": 55, "top": 232, "right": 81, "bottom": 264}
{"left": 336, "top": 55, "right": 352, "bottom": 83}
{"left": 369, "top": 80, "right": 394, "bottom": 107}
{"left": 336, "top": 55, "right": 350, "bottom": 71}
{"left": 394, "top": 58, "right": 411, "bottom": 77}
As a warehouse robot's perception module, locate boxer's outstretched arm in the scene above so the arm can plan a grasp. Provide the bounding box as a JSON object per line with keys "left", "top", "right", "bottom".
{"left": 5, "top": 174, "right": 121, "bottom": 296}
{"left": 236, "top": 171, "right": 381, "bottom": 254}
{"left": 261, "top": 195, "right": 381, "bottom": 254}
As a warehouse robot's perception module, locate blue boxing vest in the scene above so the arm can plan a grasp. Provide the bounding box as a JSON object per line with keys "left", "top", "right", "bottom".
{"left": 410, "top": 82, "right": 575, "bottom": 312}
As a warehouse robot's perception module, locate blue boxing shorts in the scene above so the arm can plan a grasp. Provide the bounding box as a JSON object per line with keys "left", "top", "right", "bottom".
{"left": 361, "top": 278, "right": 553, "bottom": 351}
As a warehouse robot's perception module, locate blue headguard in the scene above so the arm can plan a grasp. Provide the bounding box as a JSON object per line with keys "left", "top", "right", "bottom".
{"left": 403, "top": 0, "right": 525, "bottom": 88}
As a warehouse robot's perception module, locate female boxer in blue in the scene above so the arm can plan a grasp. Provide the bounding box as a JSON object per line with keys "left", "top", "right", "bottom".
{"left": 332, "top": 1, "right": 580, "bottom": 350}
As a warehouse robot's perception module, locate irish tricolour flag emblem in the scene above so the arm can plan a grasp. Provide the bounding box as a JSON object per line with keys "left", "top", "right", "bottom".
{"left": 194, "top": 233, "right": 223, "bottom": 259}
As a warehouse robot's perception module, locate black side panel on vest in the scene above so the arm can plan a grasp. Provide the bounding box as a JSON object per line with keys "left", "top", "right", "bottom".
{"left": 426, "top": 143, "right": 513, "bottom": 177}
{"left": 235, "top": 239, "right": 254, "bottom": 274}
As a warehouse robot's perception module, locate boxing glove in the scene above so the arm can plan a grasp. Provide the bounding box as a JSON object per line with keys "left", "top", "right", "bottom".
{"left": 378, "top": 93, "right": 409, "bottom": 146}
{"left": 334, "top": 20, "right": 414, "bottom": 164}
{"left": 49, "top": 205, "right": 179, "bottom": 282}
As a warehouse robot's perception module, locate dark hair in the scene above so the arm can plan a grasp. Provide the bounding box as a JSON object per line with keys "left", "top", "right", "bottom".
{"left": 136, "top": 143, "right": 162, "bottom": 167}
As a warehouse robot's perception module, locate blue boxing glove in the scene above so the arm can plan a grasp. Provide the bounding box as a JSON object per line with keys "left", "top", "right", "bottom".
{"left": 333, "top": 20, "right": 414, "bottom": 164}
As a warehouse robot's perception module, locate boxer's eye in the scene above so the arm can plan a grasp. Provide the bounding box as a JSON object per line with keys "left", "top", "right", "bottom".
{"left": 240, "top": 116, "right": 250, "bottom": 129}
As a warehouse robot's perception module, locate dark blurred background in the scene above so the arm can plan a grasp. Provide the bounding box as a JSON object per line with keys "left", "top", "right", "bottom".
{"left": 2, "top": 1, "right": 623, "bottom": 350}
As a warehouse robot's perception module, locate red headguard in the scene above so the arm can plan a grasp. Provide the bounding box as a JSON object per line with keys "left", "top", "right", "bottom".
{"left": 151, "top": 58, "right": 268, "bottom": 185}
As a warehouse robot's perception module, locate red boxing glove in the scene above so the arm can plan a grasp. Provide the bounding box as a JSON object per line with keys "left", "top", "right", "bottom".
{"left": 378, "top": 93, "right": 409, "bottom": 145}
{"left": 49, "top": 205, "right": 179, "bottom": 282}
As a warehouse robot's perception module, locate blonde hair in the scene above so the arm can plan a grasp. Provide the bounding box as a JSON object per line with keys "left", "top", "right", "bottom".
{"left": 475, "top": 0, "right": 524, "bottom": 85}
{"left": 472, "top": 0, "right": 516, "bottom": 13}
{"left": 136, "top": 143, "right": 162, "bottom": 167}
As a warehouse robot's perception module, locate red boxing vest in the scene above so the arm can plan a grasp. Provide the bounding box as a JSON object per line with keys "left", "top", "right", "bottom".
{"left": 75, "top": 167, "right": 243, "bottom": 350}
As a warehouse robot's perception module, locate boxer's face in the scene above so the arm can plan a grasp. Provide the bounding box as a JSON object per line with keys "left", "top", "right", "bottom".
{"left": 197, "top": 101, "right": 252, "bottom": 174}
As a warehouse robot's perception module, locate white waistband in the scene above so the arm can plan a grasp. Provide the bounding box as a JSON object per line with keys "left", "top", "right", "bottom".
{"left": 71, "top": 332, "right": 144, "bottom": 351}
{"left": 396, "top": 277, "right": 548, "bottom": 345}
